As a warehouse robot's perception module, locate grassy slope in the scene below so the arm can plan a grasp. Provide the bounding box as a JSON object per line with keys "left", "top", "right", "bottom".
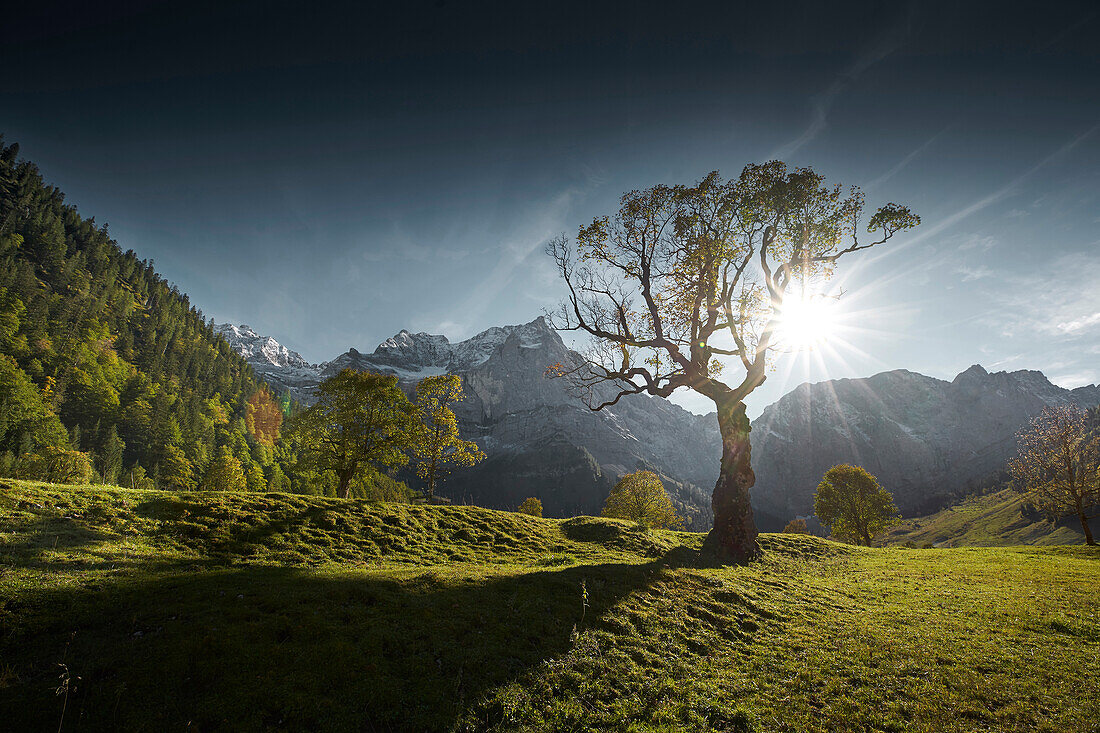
{"left": 883, "top": 489, "right": 1096, "bottom": 547}
{"left": 1, "top": 480, "right": 1098, "bottom": 732}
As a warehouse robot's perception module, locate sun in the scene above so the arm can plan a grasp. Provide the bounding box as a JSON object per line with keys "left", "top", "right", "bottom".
{"left": 775, "top": 294, "right": 838, "bottom": 350}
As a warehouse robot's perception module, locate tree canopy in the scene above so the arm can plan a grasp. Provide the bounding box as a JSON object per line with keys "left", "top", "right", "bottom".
{"left": 1009, "top": 405, "right": 1099, "bottom": 545}
{"left": 289, "top": 369, "right": 418, "bottom": 499}
{"left": 517, "top": 497, "right": 543, "bottom": 517}
{"left": 410, "top": 374, "right": 485, "bottom": 499}
{"left": 601, "top": 470, "right": 683, "bottom": 530}
{"left": 814, "top": 464, "right": 898, "bottom": 546}
{"left": 549, "top": 162, "right": 918, "bottom": 557}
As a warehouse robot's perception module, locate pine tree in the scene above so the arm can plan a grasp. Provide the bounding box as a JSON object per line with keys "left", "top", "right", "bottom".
{"left": 160, "top": 444, "right": 196, "bottom": 491}
{"left": 202, "top": 446, "right": 246, "bottom": 492}
{"left": 246, "top": 462, "right": 267, "bottom": 492}
{"left": 99, "top": 425, "right": 125, "bottom": 485}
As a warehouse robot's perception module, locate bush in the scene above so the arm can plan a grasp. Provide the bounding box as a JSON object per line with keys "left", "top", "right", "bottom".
{"left": 349, "top": 467, "right": 416, "bottom": 503}
{"left": 18, "top": 446, "right": 93, "bottom": 484}
{"left": 602, "top": 470, "right": 683, "bottom": 530}
{"left": 783, "top": 518, "right": 809, "bottom": 534}
{"left": 814, "top": 464, "right": 899, "bottom": 546}
{"left": 517, "top": 497, "right": 543, "bottom": 517}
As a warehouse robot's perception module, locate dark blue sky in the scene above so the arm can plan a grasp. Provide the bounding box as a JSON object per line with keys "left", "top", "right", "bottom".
{"left": 3, "top": 1, "right": 1098, "bottom": 414}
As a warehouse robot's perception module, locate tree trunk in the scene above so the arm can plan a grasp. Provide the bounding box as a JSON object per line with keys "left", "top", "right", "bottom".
{"left": 1079, "top": 510, "right": 1096, "bottom": 546}
{"left": 711, "top": 399, "right": 760, "bottom": 560}
{"left": 337, "top": 468, "right": 354, "bottom": 499}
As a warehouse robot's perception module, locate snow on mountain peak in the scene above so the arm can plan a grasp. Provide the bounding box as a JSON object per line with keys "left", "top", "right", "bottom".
{"left": 214, "top": 323, "right": 312, "bottom": 368}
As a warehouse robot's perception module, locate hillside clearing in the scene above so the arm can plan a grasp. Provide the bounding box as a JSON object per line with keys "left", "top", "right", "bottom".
{"left": 883, "top": 488, "right": 1098, "bottom": 548}
{"left": 1, "top": 480, "right": 1098, "bottom": 732}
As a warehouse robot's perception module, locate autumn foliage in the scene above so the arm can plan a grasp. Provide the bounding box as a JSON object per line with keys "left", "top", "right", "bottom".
{"left": 246, "top": 388, "right": 283, "bottom": 446}
{"left": 601, "top": 470, "right": 683, "bottom": 529}
{"left": 1009, "top": 405, "right": 1099, "bottom": 546}
{"left": 517, "top": 497, "right": 543, "bottom": 517}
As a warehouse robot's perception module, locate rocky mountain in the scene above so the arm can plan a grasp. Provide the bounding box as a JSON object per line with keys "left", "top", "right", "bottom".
{"left": 214, "top": 324, "right": 322, "bottom": 403}
{"left": 214, "top": 318, "right": 721, "bottom": 525}
{"left": 749, "top": 365, "right": 1100, "bottom": 529}
{"left": 216, "top": 320, "right": 1100, "bottom": 532}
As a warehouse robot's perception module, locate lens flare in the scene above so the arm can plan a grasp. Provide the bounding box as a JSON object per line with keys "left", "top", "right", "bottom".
{"left": 775, "top": 294, "right": 838, "bottom": 350}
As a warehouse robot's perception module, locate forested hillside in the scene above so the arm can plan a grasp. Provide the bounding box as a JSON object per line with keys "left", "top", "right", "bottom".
{"left": 0, "top": 137, "right": 303, "bottom": 494}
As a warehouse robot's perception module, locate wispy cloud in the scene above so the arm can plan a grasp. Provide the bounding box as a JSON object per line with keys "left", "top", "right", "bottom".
{"left": 411, "top": 186, "right": 583, "bottom": 338}
{"left": 1048, "top": 371, "right": 1100, "bottom": 389}
{"left": 360, "top": 239, "right": 482, "bottom": 264}
{"left": 956, "top": 265, "right": 993, "bottom": 282}
{"left": 866, "top": 124, "right": 953, "bottom": 189}
{"left": 771, "top": 13, "right": 913, "bottom": 159}
{"left": 956, "top": 234, "right": 998, "bottom": 252}
{"left": 1054, "top": 311, "right": 1100, "bottom": 335}
{"left": 990, "top": 253, "right": 1100, "bottom": 340}
{"left": 896, "top": 124, "right": 1100, "bottom": 250}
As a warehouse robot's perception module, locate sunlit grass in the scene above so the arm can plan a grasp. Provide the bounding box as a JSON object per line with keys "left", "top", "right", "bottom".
{"left": 1, "top": 480, "right": 1097, "bottom": 732}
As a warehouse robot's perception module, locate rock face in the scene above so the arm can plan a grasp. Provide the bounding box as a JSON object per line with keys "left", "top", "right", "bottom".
{"left": 749, "top": 365, "right": 1100, "bottom": 530}
{"left": 214, "top": 318, "right": 721, "bottom": 525}
{"left": 213, "top": 324, "right": 322, "bottom": 403}
{"left": 215, "top": 320, "right": 1100, "bottom": 530}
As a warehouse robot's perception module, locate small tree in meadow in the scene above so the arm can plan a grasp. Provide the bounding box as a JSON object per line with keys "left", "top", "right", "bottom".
{"left": 411, "top": 374, "right": 485, "bottom": 499}
{"left": 602, "top": 470, "right": 683, "bottom": 529}
{"left": 814, "top": 464, "right": 898, "bottom": 546}
{"left": 1009, "top": 405, "right": 1099, "bottom": 545}
{"left": 517, "top": 497, "right": 543, "bottom": 517}
{"left": 290, "top": 369, "right": 418, "bottom": 499}
{"left": 783, "top": 518, "right": 809, "bottom": 534}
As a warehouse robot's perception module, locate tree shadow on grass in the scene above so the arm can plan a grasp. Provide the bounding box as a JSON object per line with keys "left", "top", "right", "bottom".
{"left": 133, "top": 494, "right": 339, "bottom": 554}
{"left": 0, "top": 513, "right": 109, "bottom": 562}
{"left": 0, "top": 554, "right": 691, "bottom": 732}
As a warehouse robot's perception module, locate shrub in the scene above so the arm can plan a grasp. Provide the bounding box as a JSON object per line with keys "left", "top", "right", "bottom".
{"left": 517, "top": 497, "right": 543, "bottom": 517}
{"left": 349, "top": 466, "right": 415, "bottom": 502}
{"left": 602, "top": 470, "right": 683, "bottom": 530}
{"left": 18, "top": 446, "right": 93, "bottom": 484}
{"left": 783, "top": 518, "right": 809, "bottom": 534}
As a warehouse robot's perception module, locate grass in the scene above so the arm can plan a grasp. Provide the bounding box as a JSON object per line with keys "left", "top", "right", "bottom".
{"left": 883, "top": 488, "right": 1097, "bottom": 547}
{"left": 1, "top": 479, "right": 1098, "bottom": 732}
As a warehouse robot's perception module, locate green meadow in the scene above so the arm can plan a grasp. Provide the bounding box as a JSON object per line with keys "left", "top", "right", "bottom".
{"left": 2, "top": 480, "right": 1098, "bottom": 732}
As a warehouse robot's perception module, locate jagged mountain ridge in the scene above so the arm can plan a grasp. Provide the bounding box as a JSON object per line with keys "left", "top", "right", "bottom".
{"left": 750, "top": 364, "right": 1100, "bottom": 529}
{"left": 214, "top": 324, "right": 323, "bottom": 404}
{"left": 215, "top": 318, "right": 721, "bottom": 524}
{"left": 216, "top": 321, "right": 1100, "bottom": 531}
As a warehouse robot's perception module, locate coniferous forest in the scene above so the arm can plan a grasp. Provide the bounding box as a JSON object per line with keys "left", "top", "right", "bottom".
{"left": 0, "top": 137, "right": 414, "bottom": 500}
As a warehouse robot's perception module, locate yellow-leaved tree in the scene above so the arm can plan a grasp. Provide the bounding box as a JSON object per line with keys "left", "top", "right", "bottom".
{"left": 517, "top": 497, "right": 543, "bottom": 517}
{"left": 412, "top": 374, "right": 485, "bottom": 500}
{"left": 602, "top": 470, "right": 683, "bottom": 529}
